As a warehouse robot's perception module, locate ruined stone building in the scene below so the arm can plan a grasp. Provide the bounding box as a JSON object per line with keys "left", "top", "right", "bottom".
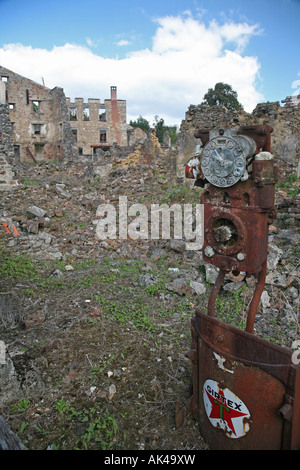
{"left": 66, "top": 87, "right": 145, "bottom": 157}
{"left": 0, "top": 65, "right": 144, "bottom": 164}
{"left": 0, "top": 65, "right": 77, "bottom": 163}
{"left": 177, "top": 96, "right": 300, "bottom": 181}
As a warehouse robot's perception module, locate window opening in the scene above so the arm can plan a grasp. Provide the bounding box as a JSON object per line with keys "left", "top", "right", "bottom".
{"left": 100, "top": 130, "right": 107, "bottom": 143}
{"left": 83, "top": 108, "right": 90, "bottom": 121}
{"left": 32, "top": 101, "right": 40, "bottom": 112}
{"left": 69, "top": 108, "right": 77, "bottom": 121}
{"left": 99, "top": 111, "right": 106, "bottom": 121}
{"left": 35, "top": 144, "right": 44, "bottom": 157}
{"left": 33, "top": 124, "right": 41, "bottom": 135}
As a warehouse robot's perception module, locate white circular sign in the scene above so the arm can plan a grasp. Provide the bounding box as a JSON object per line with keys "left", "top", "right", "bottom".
{"left": 203, "top": 379, "right": 251, "bottom": 439}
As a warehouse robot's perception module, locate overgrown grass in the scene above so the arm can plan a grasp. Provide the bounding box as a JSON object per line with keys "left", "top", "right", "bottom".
{"left": 0, "top": 251, "right": 39, "bottom": 281}
{"left": 51, "top": 399, "right": 118, "bottom": 450}
{"left": 214, "top": 285, "right": 248, "bottom": 330}
{"left": 276, "top": 174, "right": 299, "bottom": 197}
{"left": 161, "top": 183, "right": 203, "bottom": 204}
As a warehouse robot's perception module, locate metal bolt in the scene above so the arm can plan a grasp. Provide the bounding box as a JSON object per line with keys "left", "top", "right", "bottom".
{"left": 204, "top": 246, "right": 215, "bottom": 258}
{"left": 217, "top": 334, "right": 224, "bottom": 343}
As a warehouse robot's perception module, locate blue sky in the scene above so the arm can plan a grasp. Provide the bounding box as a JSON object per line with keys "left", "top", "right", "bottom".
{"left": 0, "top": 0, "right": 299, "bottom": 125}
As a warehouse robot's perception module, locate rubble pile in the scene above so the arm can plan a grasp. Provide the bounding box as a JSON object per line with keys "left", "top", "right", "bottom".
{"left": 0, "top": 158, "right": 298, "bottom": 334}
{"left": 0, "top": 153, "right": 18, "bottom": 189}
{"left": 0, "top": 155, "right": 299, "bottom": 450}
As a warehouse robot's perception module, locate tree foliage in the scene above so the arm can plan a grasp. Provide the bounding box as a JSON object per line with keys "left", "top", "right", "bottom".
{"left": 153, "top": 115, "right": 177, "bottom": 145}
{"left": 130, "top": 115, "right": 178, "bottom": 145}
{"left": 129, "top": 115, "right": 150, "bottom": 133}
{"left": 202, "top": 82, "right": 243, "bottom": 111}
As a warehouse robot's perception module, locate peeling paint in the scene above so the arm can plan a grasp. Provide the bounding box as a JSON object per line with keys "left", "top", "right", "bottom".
{"left": 213, "top": 352, "right": 234, "bottom": 374}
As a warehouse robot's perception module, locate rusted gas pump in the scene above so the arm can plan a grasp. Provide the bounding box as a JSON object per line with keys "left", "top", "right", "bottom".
{"left": 185, "top": 125, "right": 300, "bottom": 450}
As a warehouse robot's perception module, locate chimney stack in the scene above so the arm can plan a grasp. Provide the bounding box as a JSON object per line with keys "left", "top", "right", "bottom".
{"left": 111, "top": 86, "right": 117, "bottom": 100}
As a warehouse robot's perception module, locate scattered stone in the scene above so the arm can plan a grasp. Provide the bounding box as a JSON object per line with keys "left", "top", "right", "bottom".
{"left": 108, "top": 384, "right": 116, "bottom": 400}
{"left": 64, "top": 264, "right": 74, "bottom": 271}
{"left": 288, "top": 286, "right": 299, "bottom": 302}
{"left": 39, "top": 232, "right": 52, "bottom": 244}
{"left": 50, "top": 269, "right": 63, "bottom": 278}
{"left": 170, "top": 239, "right": 186, "bottom": 254}
{"left": 265, "top": 272, "right": 287, "bottom": 287}
{"left": 166, "top": 278, "right": 187, "bottom": 295}
{"left": 260, "top": 290, "right": 271, "bottom": 310}
{"left": 190, "top": 280, "right": 206, "bottom": 295}
{"left": 0, "top": 142, "right": 298, "bottom": 451}
{"left": 55, "top": 184, "right": 72, "bottom": 199}
{"left": 223, "top": 281, "right": 244, "bottom": 292}
{"left": 269, "top": 224, "right": 278, "bottom": 234}
{"left": 27, "top": 205, "right": 47, "bottom": 218}
{"left": 205, "top": 265, "right": 219, "bottom": 284}
{"left": 0, "top": 355, "right": 23, "bottom": 407}
{"left": 0, "top": 415, "right": 27, "bottom": 450}
{"left": 26, "top": 220, "right": 39, "bottom": 234}
{"left": 138, "top": 273, "right": 157, "bottom": 287}
{"left": 267, "top": 244, "right": 283, "bottom": 270}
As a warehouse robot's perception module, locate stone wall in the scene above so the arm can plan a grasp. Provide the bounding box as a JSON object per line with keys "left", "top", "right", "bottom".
{"left": 252, "top": 100, "right": 300, "bottom": 175}
{"left": 176, "top": 104, "right": 251, "bottom": 180}
{"left": 0, "top": 103, "right": 18, "bottom": 187}
{"left": 0, "top": 103, "right": 14, "bottom": 160}
{"left": 0, "top": 65, "right": 74, "bottom": 163}
{"left": 66, "top": 87, "right": 137, "bottom": 156}
{"left": 177, "top": 97, "right": 300, "bottom": 181}
{"left": 50, "top": 87, "right": 79, "bottom": 162}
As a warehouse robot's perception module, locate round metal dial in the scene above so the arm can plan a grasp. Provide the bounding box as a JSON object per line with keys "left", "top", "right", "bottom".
{"left": 201, "top": 136, "right": 246, "bottom": 187}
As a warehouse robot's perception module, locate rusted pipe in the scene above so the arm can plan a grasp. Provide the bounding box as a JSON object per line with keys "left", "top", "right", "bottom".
{"left": 208, "top": 270, "right": 226, "bottom": 317}
{"left": 246, "top": 257, "right": 267, "bottom": 333}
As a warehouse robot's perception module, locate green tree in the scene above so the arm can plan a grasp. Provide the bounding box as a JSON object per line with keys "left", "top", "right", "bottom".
{"left": 167, "top": 125, "right": 178, "bottom": 145}
{"left": 129, "top": 115, "right": 150, "bottom": 133}
{"left": 202, "top": 82, "right": 243, "bottom": 111}
{"left": 153, "top": 115, "right": 178, "bottom": 145}
{"left": 153, "top": 115, "right": 166, "bottom": 143}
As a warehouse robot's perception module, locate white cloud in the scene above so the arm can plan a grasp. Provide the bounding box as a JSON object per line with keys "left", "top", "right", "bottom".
{"left": 116, "top": 39, "right": 131, "bottom": 47}
{"left": 86, "top": 37, "right": 100, "bottom": 48}
{"left": 212, "top": 20, "right": 262, "bottom": 53}
{"left": 0, "top": 14, "right": 263, "bottom": 125}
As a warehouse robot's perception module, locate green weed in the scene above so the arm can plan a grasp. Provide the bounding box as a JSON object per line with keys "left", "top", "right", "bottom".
{"left": 11, "top": 398, "right": 30, "bottom": 414}
{"left": 214, "top": 285, "right": 247, "bottom": 329}
{"left": 0, "top": 253, "right": 38, "bottom": 280}
{"left": 53, "top": 399, "right": 118, "bottom": 450}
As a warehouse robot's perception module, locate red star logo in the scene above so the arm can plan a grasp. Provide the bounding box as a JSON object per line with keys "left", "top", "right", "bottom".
{"left": 205, "top": 388, "right": 248, "bottom": 436}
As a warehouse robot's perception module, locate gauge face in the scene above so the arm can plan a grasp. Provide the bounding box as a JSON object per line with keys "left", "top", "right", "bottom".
{"left": 201, "top": 136, "right": 246, "bottom": 187}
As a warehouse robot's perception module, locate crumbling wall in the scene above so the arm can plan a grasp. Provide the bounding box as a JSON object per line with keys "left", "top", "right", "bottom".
{"left": 177, "top": 97, "right": 300, "bottom": 180}
{"left": 0, "top": 103, "right": 14, "bottom": 160}
{"left": 90, "top": 127, "right": 176, "bottom": 180}
{"left": 50, "top": 87, "right": 78, "bottom": 162}
{"left": 0, "top": 66, "right": 77, "bottom": 163}
{"left": 127, "top": 126, "right": 147, "bottom": 146}
{"left": 176, "top": 104, "right": 251, "bottom": 180}
{"left": 0, "top": 102, "right": 18, "bottom": 187}
{"left": 67, "top": 87, "right": 136, "bottom": 156}
{"left": 252, "top": 99, "right": 300, "bottom": 176}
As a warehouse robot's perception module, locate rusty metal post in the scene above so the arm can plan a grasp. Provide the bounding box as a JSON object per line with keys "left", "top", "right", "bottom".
{"left": 183, "top": 126, "right": 300, "bottom": 450}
